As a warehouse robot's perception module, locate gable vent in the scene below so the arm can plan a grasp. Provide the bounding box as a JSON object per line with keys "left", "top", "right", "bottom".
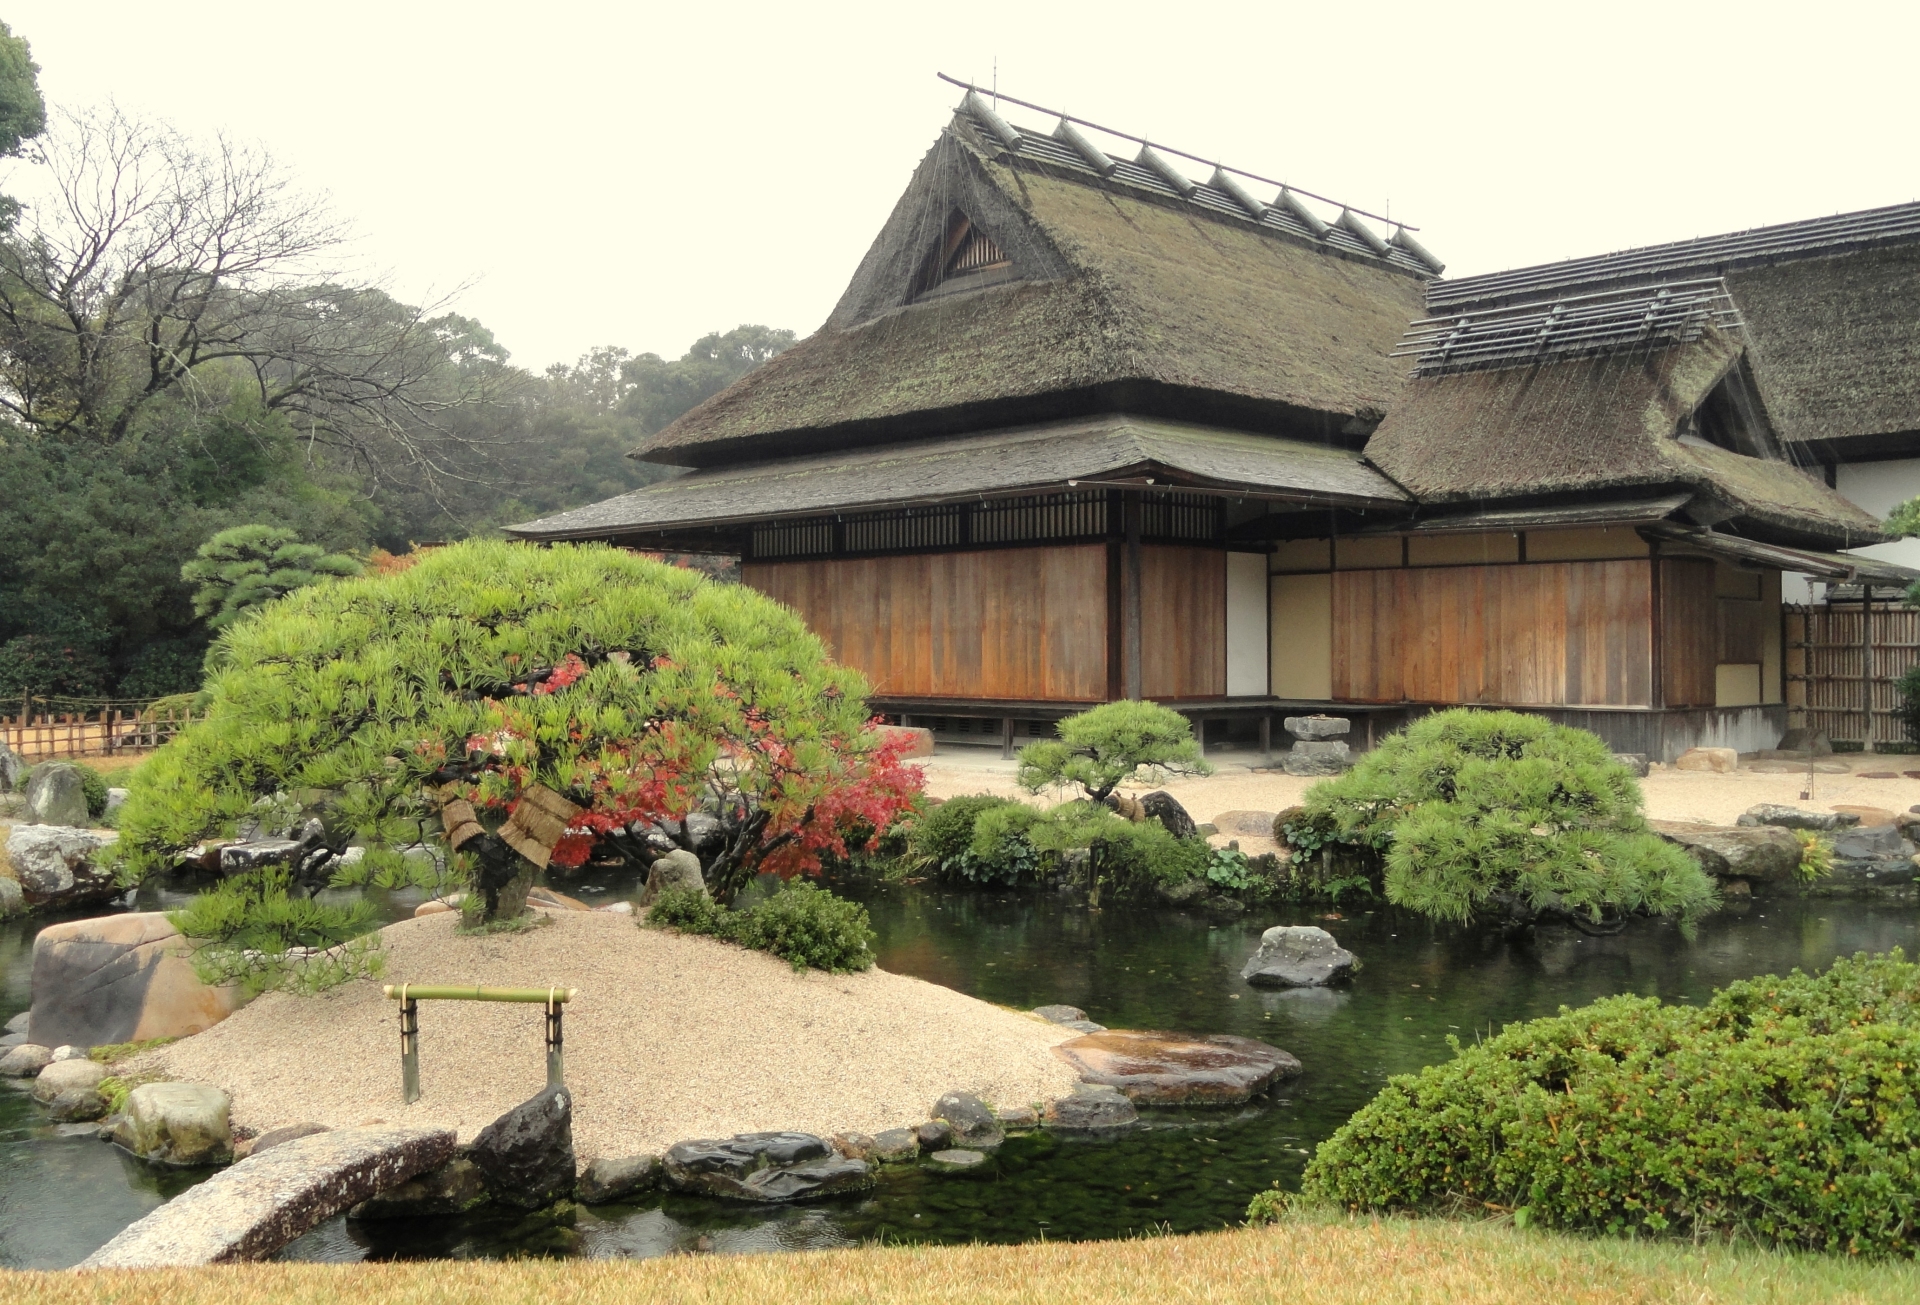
{"left": 915, "top": 212, "right": 1016, "bottom": 300}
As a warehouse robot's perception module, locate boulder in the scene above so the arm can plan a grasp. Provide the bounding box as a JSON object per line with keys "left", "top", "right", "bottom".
{"left": 871, "top": 1128, "right": 920, "bottom": 1163}
{"left": 1737, "top": 804, "right": 1858, "bottom": 832}
{"left": 577, "top": 1153, "right": 662, "bottom": 1204}
{"left": 1283, "top": 740, "right": 1350, "bottom": 777}
{"left": 413, "top": 898, "right": 456, "bottom": 917}
{"left": 31, "top": 1056, "right": 108, "bottom": 1101}
{"left": 639, "top": 849, "right": 707, "bottom": 908}
{"left": 113, "top": 1082, "right": 232, "bottom": 1166}
{"left": 832, "top": 1132, "right": 876, "bottom": 1161}
{"left": 49, "top": 1086, "right": 108, "bottom": 1122}
{"left": 1053, "top": 1030, "right": 1302, "bottom": 1105}
{"left": 350, "top": 1155, "right": 489, "bottom": 1218}
{"left": 28, "top": 911, "right": 244, "bottom": 1049}
{"left": 1031, "top": 1003, "right": 1105, "bottom": 1033}
{"left": 1043, "top": 1082, "right": 1139, "bottom": 1131}
{"left": 994, "top": 1104, "right": 1040, "bottom": 1128}
{"left": 1138, "top": 791, "right": 1196, "bottom": 839}
{"left": 104, "top": 787, "right": 130, "bottom": 819}
{"left": 914, "top": 1119, "right": 952, "bottom": 1149}
{"left": 1674, "top": 747, "right": 1738, "bottom": 773}
{"left": 1284, "top": 715, "right": 1350, "bottom": 740}
{"left": 1213, "top": 810, "right": 1280, "bottom": 838}
{"left": 51, "top": 1043, "right": 89, "bottom": 1061}
{"left": 0, "top": 871, "right": 21, "bottom": 919}
{"left": 595, "top": 900, "right": 635, "bottom": 915}
{"left": 663, "top": 1132, "right": 873, "bottom": 1202}
{"left": 1776, "top": 728, "right": 1833, "bottom": 755}
{"left": 1241, "top": 925, "right": 1357, "bottom": 988}
{"left": 1830, "top": 823, "right": 1908, "bottom": 862}
{"left": 1650, "top": 820, "right": 1800, "bottom": 883}
{"left": 1612, "top": 753, "right": 1651, "bottom": 778}
{"left": 468, "top": 1084, "right": 575, "bottom": 1209}
{"left": 680, "top": 812, "right": 726, "bottom": 860}
{"left": 218, "top": 840, "right": 305, "bottom": 874}
{"left": 0, "top": 737, "right": 24, "bottom": 791}
{"left": 83, "top": 1126, "right": 457, "bottom": 1266}
{"left": 931, "top": 1091, "right": 1005, "bottom": 1150}
{"left": 927, "top": 1149, "right": 987, "bottom": 1171}
{"left": 6, "top": 825, "right": 121, "bottom": 909}
{"left": 0, "top": 1042, "right": 52, "bottom": 1076}
{"left": 1831, "top": 805, "right": 1898, "bottom": 828}
{"left": 25, "top": 763, "right": 89, "bottom": 827}
{"left": 5, "top": 1009, "right": 29, "bottom": 1034}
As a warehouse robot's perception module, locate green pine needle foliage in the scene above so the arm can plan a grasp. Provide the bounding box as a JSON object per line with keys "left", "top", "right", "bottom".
{"left": 168, "top": 867, "right": 382, "bottom": 992}
{"left": 1284, "top": 951, "right": 1920, "bottom": 1257}
{"left": 1016, "top": 700, "right": 1211, "bottom": 803}
{"left": 181, "top": 523, "right": 362, "bottom": 629}
{"left": 1296, "top": 709, "right": 1715, "bottom": 930}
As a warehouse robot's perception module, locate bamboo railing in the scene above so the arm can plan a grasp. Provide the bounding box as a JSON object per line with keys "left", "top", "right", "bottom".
{"left": 1, "top": 696, "right": 204, "bottom": 760}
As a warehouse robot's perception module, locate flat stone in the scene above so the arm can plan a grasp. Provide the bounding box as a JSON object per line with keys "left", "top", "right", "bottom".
{"left": 663, "top": 1131, "right": 873, "bottom": 1203}
{"left": 932, "top": 1090, "right": 1004, "bottom": 1150}
{"left": 1030, "top": 1004, "right": 1106, "bottom": 1033}
{"left": 1241, "top": 925, "right": 1356, "bottom": 988}
{"left": 25, "top": 763, "right": 89, "bottom": 827}
{"left": 1612, "top": 753, "right": 1650, "bottom": 778}
{"left": 0, "top": 1042, "right": 52, "bottom": 1076}
{"left": 350, "top": 1155, "right": 489, "bottom": 1218}
{"left": 927, "top": 1149, "right": 987, "bottom": 1170}
{"left": 1831, "top": 823, "right": 1908, "bottom": 861}
{"left": 1748, "top": 760, "right": 1852, "bottom": 775}
{"left": 113, "top": 1082, "right": 232, "bottom": 1166}
{"left": 577, "top": 1153, "right": 662, "bottom": 1204}
{"left": 595, "top": 900, "right": 635, "bottom": 915}
{"left": 1674, "top": 747, "right": 1738, "bottom": 773}
{"left": 1054, "top": 1030, "right": 1302, "bottom": 1105}
{"left": 469, "top": 1085, "right": 575, "bottom": 1209}
{"left": 82, "top": 1126, "right": 457, "bottom": 1266}
{"left": 527, "top": 886, "right": 590, "bottom": 912}
{"left": 218, "top": 840, "right": 304, "bottom": 874}
{"left": 1213, "top": 810, "right": 1280, "bottom": 837}
{"left": 6, "top": 825, "right": 121, "bottom": 908}
{"left": 1284, "top": 715, "right": 1350, "bottom": 740}
{"left": 1776, "top": 728, "right": 1833, "bottom": 755}
{"left": 1044, "top": 1083, "right": 1139, "bottom": 1131}
{"left": 413, "top": 899, "right": 456, "bottom": 917}
{"left": 1736, "top": 804, "right": 1858, "bottom": 832}
{"left": 871, "top": 1128, "right": 920, "bottom": 1163}
{"left": 639, "top": 849, "right": 706, "bottom": 908}
{"left": 250, "top": 1123, "right": 331, "bottom": 1157}
{"left": 32, "top": 1056, "right": 108, "bottom": 1101}
{"left": 1831, "top": 805, "right": 1899, "bottom": 828}
{"left": 1650, "top": 820, "right": 1800, "bottom": 883}
{"left": 1283, "top": 740, "right": 1350, "bottom": 777}
{"left": 28, "top": 911, "right": 244, "bottom": 1049}
{"left": 994, "top": 1104, "right": 1039, "bottom": 1128}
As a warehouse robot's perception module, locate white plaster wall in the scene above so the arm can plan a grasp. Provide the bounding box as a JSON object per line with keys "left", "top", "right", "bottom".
{"left": 1837, "top": 457, "right": 1920, "bottom": 574}
{"left": 1225, "top": 552, "right": 1269, "bottom": 696}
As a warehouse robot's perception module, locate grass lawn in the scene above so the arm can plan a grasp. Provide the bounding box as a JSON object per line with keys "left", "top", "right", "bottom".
{"left": 6, "top": 1216, "right": 1913, "bottom": 1304}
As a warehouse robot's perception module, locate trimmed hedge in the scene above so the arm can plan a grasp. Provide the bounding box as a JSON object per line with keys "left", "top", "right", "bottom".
{"left": 647, "top": 879, "right": 875, "bottom": 974}
{"left": 1276, "top": 951, "right": 1920, "bottom": 1256}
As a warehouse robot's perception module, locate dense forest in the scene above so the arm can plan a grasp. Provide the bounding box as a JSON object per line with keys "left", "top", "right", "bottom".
{"left": 0, "top": 23, "right": 791, "bottom": 701}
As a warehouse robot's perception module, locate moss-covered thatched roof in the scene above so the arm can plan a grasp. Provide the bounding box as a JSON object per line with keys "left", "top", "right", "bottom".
{"left": 636, "top": 114, "right": 1430, "bottom": 468}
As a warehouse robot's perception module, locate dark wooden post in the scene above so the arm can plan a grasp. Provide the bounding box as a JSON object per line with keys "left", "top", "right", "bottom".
{"left": 1122, "top": 493, "right": 1143, "bottom": 700}
{"left": 1259, "top": 715, "right": 1272, "bottom": 763}
{"left": 1863, "top": 590, "right": 1876, "bottom": 751}
{"left": 1000, "top": 716, "right": 1015, "bottom": 760}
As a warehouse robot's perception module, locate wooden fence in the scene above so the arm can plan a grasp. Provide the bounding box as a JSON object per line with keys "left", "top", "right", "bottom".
{"left": 2, "top": 701, "right": 204, "bottom": 761}
{"left": 1785, "top": 602, "right": 1920, "bottom": 748}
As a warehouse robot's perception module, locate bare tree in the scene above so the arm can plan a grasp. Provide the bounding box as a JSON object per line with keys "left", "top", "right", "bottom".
{"left": 0, "top": 105, "right": 493, "bottom": 483}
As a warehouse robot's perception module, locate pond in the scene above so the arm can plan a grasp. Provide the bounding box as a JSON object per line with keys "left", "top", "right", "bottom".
{"left": 3, "top": 878, "right": 1916, "bottom": 1266}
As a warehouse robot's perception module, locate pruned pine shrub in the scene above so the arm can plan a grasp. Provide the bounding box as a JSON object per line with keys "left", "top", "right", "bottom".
{"left": 167, "top": 868, "right": 382, "bottom": 992}
{"left": 647, "top": 880, "right": 875, "bottom": 974}
{"left": 1294, "top": 709, "right": 1714, "bottom": 930}
{"left": 1280, "top": 951, "right": 1920, "bottom": 1257}
{"left": 1015, "top": 699, "right": 1211, "bottom": 803}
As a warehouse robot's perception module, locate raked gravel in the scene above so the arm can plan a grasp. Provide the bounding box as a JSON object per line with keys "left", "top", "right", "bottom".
{"left": 138, "top": 912, "right": 1080, "bottom": 1163}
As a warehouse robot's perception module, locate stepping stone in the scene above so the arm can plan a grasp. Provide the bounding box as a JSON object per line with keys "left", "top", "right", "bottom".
{"left": 926, "top": 1149, "right": 987, "bottom": 1171}
{"left": 1053, "top": 1030, "right": 1301, "bottom": 1105}
{"left": 1860, "top": 772, "right": 1901, "bottom": 780}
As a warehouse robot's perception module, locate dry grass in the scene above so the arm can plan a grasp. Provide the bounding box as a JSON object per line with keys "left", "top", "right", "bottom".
{"left": 6, "top": 1217, "right": 1915, "bottom": 1304}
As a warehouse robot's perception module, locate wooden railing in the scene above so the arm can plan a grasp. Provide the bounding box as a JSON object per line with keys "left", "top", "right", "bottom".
{"left": 2, "top": 698, "right": 204, "bottom": 761}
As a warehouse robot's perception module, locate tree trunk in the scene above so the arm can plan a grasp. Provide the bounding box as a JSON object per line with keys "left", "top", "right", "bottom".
{"left": 487, "top": 861, "right": 536, "bottom": 923}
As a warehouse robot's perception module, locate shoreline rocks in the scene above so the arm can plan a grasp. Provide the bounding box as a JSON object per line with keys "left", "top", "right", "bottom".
{"left": 1053, "top": 1030, "right": 1301, "bottom": 1105}
{"left": 1241, "top": 925, "right": 1356, "bottom": 988}
{"left": 6, "top": 825, "right": 122, "bottom": 912}
{"left": 577, "top": 1153, "right": 662, "bottom": 1205}
{"left": 468, "top": 1085, "right": 575, "bottom": 1209}
{"left": 663, "top": 1132, "right": 873, "bottom": 1203}
{"left": 1650, "top": 820, "right": 1799, "bottom": 884}
{"left": 113, "top": 1082, "right": 233, "bottom": 1167}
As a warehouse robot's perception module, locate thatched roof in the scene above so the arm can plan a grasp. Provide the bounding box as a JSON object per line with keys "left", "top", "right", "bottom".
{"left": 509, "top": 415, "right": 1407, "bottom": 544}
{"left": 1364, "top": 325, "right": 1885, "bottom": 549}
{"left": 635, "top": 106, "right": 1431, "bottom": 468}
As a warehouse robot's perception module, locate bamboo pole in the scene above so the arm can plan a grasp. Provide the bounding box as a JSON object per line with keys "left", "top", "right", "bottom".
{"left": 381, "top": 985, "right": 578, "bottom": 1003}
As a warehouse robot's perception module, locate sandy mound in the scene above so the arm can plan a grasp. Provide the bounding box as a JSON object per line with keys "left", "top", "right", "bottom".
{"left": 142, "top": 911, "right": 1079, "bottom": 1161}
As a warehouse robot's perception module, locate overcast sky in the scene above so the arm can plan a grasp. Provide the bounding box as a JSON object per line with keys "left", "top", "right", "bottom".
{"left": 9, "top": 1, "right": 1916, "bottom": 371}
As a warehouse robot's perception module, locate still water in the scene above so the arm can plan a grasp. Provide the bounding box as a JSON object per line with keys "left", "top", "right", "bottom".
{"left": 3, "top": 880, "right": 1915, "bottom": 1266}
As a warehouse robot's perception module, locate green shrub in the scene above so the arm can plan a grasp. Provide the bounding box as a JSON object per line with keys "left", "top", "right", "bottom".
{"left": 1282, "top": 951, "right": 1920, "bottom": 1257}
{"left": 169, "top": 868, "right": 382, "bottom": 992}
{"left": 647, "top": 879, "right": 875, "bottom": 973}
{"left": 1015, "top": 699, "right": 1211, "bottom": 803}
{"left": 1795, "top": 829, "right": 1834, "bottom": 883}
{"left": 1296, "top": 709, "right": 1714, "bottom": 930}
{"left": 75, "top": 762, "right": 109, "bottom": 821}
{"left": 908, "top": 794, "right": 1043, "bottom": 884}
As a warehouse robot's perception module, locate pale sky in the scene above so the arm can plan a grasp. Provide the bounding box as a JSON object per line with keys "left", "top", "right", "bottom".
{"left": 9, "top": 1, "right": 1916, "bottom": 371}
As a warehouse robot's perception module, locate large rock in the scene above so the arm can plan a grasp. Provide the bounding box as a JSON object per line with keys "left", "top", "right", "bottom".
{"left": 82, "top": 1126, "right": 458, "bottom": 1266}
{"left": 871, "top": 1128, "right": 920, "bottom": 1163}
{"left": 931, "top": 1091, "right": 1005, "bottom": 1150}
{"left": 349, "top": 1155, "right": 489, "bottom": 1218}
{"left": 1053, "top": 1030, "right": 1302, "bottom": 1105}
{"left": 1138, "top": 791, "right": 1196, "bottom": 839}
{"left": 113, "top": 1082, "right": 233, "bottom": 1166}
{"left": 663, "top": 1131, "right": 874, "bottom": 1202}
{"left": 680, "top": 812, "right": 726, "bottom": 860}
{"left": 0, "top": 737, "right": 24, "bottom": 791}
{"left": 1830, "top": 823, "right": 1908, "bottom": 862}
{"left": 218, "top": 839, "right": 305, "bottom": 874}
{"left": 469, "top": 1085, "right": 575, "bottom": 1209}
{"left": 25, "top": 763, "right": 89, "bottom": 827}
{"left": 6, "top": 825, "right": 121, "bottom": 909}
{"left": 639, "top": 849, "right": 707, "bottom": 908}
{"left": 1044, "top": 1082, "right": 1139, "bottom": 1131}
{"left": 1612, "top": 753, "right": 1651, "bottom": 778}
{"left": 1651, "top": 820, "right": 1800, "bottom": 883}
{"left": 1674, "top": 747, "right": 1737, "bottom": 773}
{"left": 1737, "top": 804, "right": 1859, "bottom": 832}
{"left": 1283, "top": 740, "right": 1350, "bottom": 777}
{"left": 31, "top": 1056, "right": 108, "bottom": 1100}
{"left": 0, "top": 1042, "right": 52, "bottom": 1076}
{"left": 1284, "top": 715, "right": 1350, "bottom": 740}
{"left": 29, "top": 911, "right": 244, "bottom": 1049}
{"left": 1213, "top": 810, "right": 1280, "bottom": 838}
{"left": 1241, "top": 925, "right": 1356, "bottom": 988}
{"left": 0, "top": 871, "right": 22, "bottom": 919}
{"left": 576, "top": 1153, "right": 662, "bottom": 1204}
{"left": 49, "top": 1086, "right": 109, "bottom": 1122}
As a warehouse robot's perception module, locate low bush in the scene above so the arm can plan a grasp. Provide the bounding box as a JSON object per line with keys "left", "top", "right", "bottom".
{"left": 75, "top": 762, "right": 109, "bottom": 821}
{"left": 646, "top": 879, "right": 875, "bottom": 974}
{"left": 1291, "top": 709, "right": 1715, "bottom": 931}
{"left": 168, "top": 868, "right": 382, "bottom": 992}
{"left": 1277, "top": 951, "right": 1920, "bottom": 1257}
{"left": 909, "top": 794, "right": 1042, "bottom": 885}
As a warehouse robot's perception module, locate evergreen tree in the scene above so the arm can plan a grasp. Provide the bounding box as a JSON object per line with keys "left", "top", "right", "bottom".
{"left": 182, "top": 525, "right": 363, "bottom": 628}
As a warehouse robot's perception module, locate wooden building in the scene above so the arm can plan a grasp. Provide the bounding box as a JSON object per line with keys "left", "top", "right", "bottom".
{"left": 509, "top": 90, "right": 1911, "bottom": 760}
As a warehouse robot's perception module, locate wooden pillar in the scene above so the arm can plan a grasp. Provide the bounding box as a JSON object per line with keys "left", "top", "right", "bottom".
{"left": 1259, "top": 715, "right": 1272, "bottom": 763}
{"left": 1000, "top": 716, "right": 1015, "bottom": 761}
{"left": 1122, "top": 494, "right": 1143, "bottom": 701}
{"left": 1194, "top": 716, "right": 1207, "bottom": 754}
{"left": 1863, "top": 591, "right": 1876, "bottom": 751}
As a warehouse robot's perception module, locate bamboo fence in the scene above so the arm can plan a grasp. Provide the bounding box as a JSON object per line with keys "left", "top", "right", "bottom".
{"left": 1785, "top": 601, "right": 1920, "bottom": 748}
{"left": 1, "top": 696, "right": 204, "bottom": 761}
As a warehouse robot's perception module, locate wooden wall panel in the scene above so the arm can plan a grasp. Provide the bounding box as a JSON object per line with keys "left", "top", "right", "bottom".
{"left": 1660, "top": 558, "right": 1719, "bottom": 708}
{"left": 1140, "top": 546, "right": 1225, "bottom": 700}
{"left": 743, "top": 545, "right": 1109, "bottom": 702}
{"left": 1331, "top": 560, "right": 1653, "bottom": 707}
